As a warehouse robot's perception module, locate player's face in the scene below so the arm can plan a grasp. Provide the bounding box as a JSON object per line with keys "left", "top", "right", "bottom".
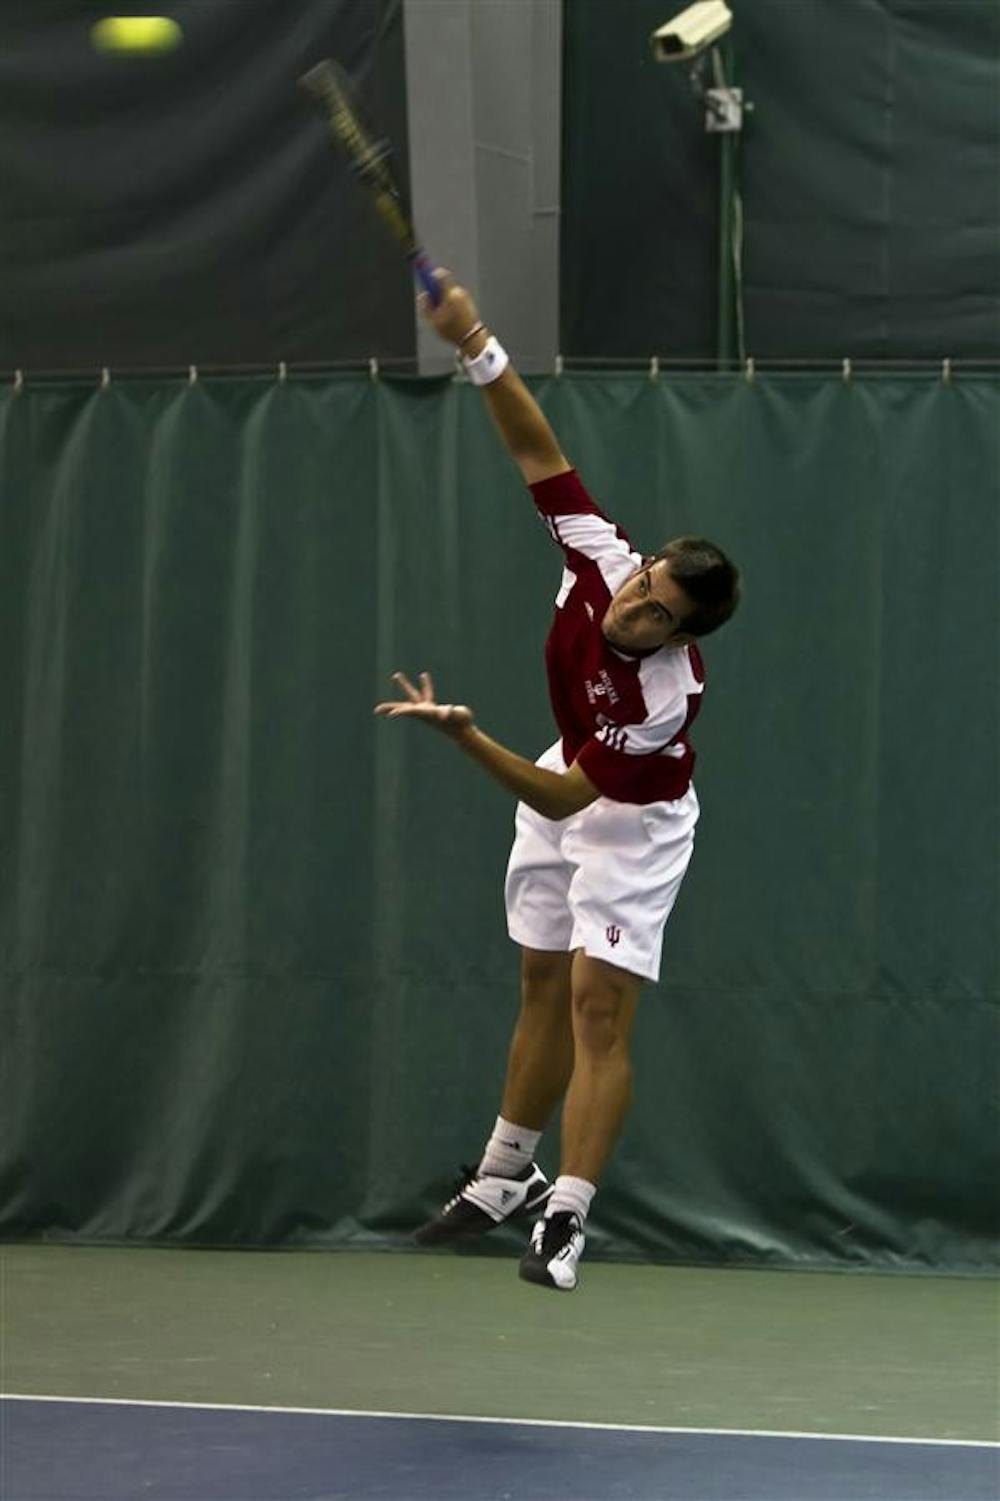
{"left": 602, "top": 560, "right": 694, "bottom": 653}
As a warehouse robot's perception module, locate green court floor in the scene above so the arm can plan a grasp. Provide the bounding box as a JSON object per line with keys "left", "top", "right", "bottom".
{"left": 1, "top": 1244, "right": 997, "bottom": 1442}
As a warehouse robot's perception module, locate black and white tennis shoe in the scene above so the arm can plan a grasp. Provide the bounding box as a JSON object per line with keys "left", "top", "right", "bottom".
{"left": 518, "top": 1211, "right": 585, "bottom": 1291}
{"left": 414, "top": 1161, "right": 552, "bottom": 1246}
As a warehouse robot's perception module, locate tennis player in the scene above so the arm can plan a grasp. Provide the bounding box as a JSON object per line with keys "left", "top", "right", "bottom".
{"left": 375, "top": 271, "right": 740, "bottom": 1291}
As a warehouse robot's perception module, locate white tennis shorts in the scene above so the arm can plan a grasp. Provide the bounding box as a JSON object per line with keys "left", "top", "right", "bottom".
{"left": 504, "top": 741, "right": 699, "bottom": 983}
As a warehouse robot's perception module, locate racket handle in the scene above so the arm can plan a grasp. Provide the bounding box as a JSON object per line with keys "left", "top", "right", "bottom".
{"left": 411, "top": 251, "right": 442, "bottom": 307}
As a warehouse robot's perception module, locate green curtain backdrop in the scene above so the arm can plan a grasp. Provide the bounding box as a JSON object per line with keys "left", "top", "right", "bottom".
{"left": 1, "top": 373, "right": 997, "bottom": 1271}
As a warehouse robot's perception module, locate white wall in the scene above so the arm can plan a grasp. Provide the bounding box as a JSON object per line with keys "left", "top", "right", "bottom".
{"left": 403, "top": 0, "right": 562, "bottom": 374}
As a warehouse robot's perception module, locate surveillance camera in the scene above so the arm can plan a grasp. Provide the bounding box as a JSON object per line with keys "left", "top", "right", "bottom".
{"left": 651, "top": 0, "right": 733, "bottom": 63}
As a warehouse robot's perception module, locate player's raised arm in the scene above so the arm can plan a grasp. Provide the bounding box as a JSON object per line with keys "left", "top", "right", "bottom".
{"left": 419, "top": 271, "right": 571, "bottom": 486}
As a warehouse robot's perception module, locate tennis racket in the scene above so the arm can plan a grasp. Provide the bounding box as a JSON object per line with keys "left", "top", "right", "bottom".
{"left": 300, "top": 58, "right": 441, "bottom": 306}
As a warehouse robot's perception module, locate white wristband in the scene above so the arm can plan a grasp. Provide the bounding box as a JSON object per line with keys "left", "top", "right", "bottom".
{"left": 462, "top": 335, "right": 509, "bottom": 386}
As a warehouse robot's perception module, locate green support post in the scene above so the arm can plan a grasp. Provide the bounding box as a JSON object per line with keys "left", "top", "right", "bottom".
{"left": 715, "top": 36, "right": 738, "bottom": 370}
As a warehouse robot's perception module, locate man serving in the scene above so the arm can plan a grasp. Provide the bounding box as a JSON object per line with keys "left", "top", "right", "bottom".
{"left": 375, "top": 271, "right": 740, "bottom": 1291}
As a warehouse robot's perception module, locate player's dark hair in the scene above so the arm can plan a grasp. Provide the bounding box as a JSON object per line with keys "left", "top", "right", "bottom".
{"left": 654, "top": 537, "right": 741, "bottom": 637}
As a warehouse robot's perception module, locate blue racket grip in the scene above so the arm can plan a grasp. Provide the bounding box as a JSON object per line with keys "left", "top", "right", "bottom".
{"left": 411, "top": 251, "right": 442, "bottom": 307}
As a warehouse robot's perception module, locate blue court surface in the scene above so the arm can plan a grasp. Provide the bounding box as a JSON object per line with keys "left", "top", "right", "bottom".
{"left": 3, "top": 1396, "right": 998, "bottom": 1501}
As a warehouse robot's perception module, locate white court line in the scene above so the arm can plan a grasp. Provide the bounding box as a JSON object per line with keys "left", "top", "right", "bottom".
{"left": 2, "top": 1394, "right": 997, "bottom": 1450}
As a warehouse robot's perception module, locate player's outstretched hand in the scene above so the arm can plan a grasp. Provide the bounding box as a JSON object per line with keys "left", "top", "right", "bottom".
{"left": 417, "top": 270, "right": 481, "bottom": 346}
{"left": 374, "top": 671, "right": 475, "bottom": 738}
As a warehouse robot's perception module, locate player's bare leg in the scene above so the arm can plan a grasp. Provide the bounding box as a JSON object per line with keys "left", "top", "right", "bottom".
{"left": 499, "top": 948, "right": 575, "bottom": 1129}
{"left": 520, "top": 952, "right": 641, "bottom": 1290}
{"left": 413, "top": 948, "right": 571, "bottom": 1246}
{"left": 561, "top": 953, "right": 642, "bottom": 1181}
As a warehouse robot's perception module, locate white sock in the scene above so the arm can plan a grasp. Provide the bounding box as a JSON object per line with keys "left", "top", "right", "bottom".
{"left": 546, "top": 1175, "right": 596, "bottom": 1223}
{"left": 478, "top": 1116, "right": 541, "bottom": 1178}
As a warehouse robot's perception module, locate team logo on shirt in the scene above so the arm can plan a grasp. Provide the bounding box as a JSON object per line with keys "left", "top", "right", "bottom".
{"left": 584, "top": 670, "right": 619, "bottom": 707}
{"left": 606, "top": 925, "right": 622, "bottom": 947}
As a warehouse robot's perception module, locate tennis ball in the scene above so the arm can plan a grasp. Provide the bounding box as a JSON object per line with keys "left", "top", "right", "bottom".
{"left": 92, "top": 16, "right": 182, "bottom": 53}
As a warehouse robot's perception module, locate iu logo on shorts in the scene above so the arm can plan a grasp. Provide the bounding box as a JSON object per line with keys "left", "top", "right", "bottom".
{"left": 606, "top": 925, "right": 622, "bottom": 947}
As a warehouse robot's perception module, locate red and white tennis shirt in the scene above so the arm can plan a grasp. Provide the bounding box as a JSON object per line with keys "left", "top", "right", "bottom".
{"left": 530, "top": 469, "right": 705, "bottom": 806}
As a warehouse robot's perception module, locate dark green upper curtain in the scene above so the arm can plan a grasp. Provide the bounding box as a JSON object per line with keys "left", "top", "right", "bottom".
{"left": 562, "top": 0, "right": 1000, "bottom": 359}
{"left": 0, "top": 0, "right": 412, "bottom": 367}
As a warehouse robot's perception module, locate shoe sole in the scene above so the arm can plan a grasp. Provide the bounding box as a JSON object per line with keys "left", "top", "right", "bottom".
{"left": 518, "top": 1260, "right": 577, "bottom": 1291}
{"left": 414, "top": 1183, "right": 553, "bottom": 1247}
